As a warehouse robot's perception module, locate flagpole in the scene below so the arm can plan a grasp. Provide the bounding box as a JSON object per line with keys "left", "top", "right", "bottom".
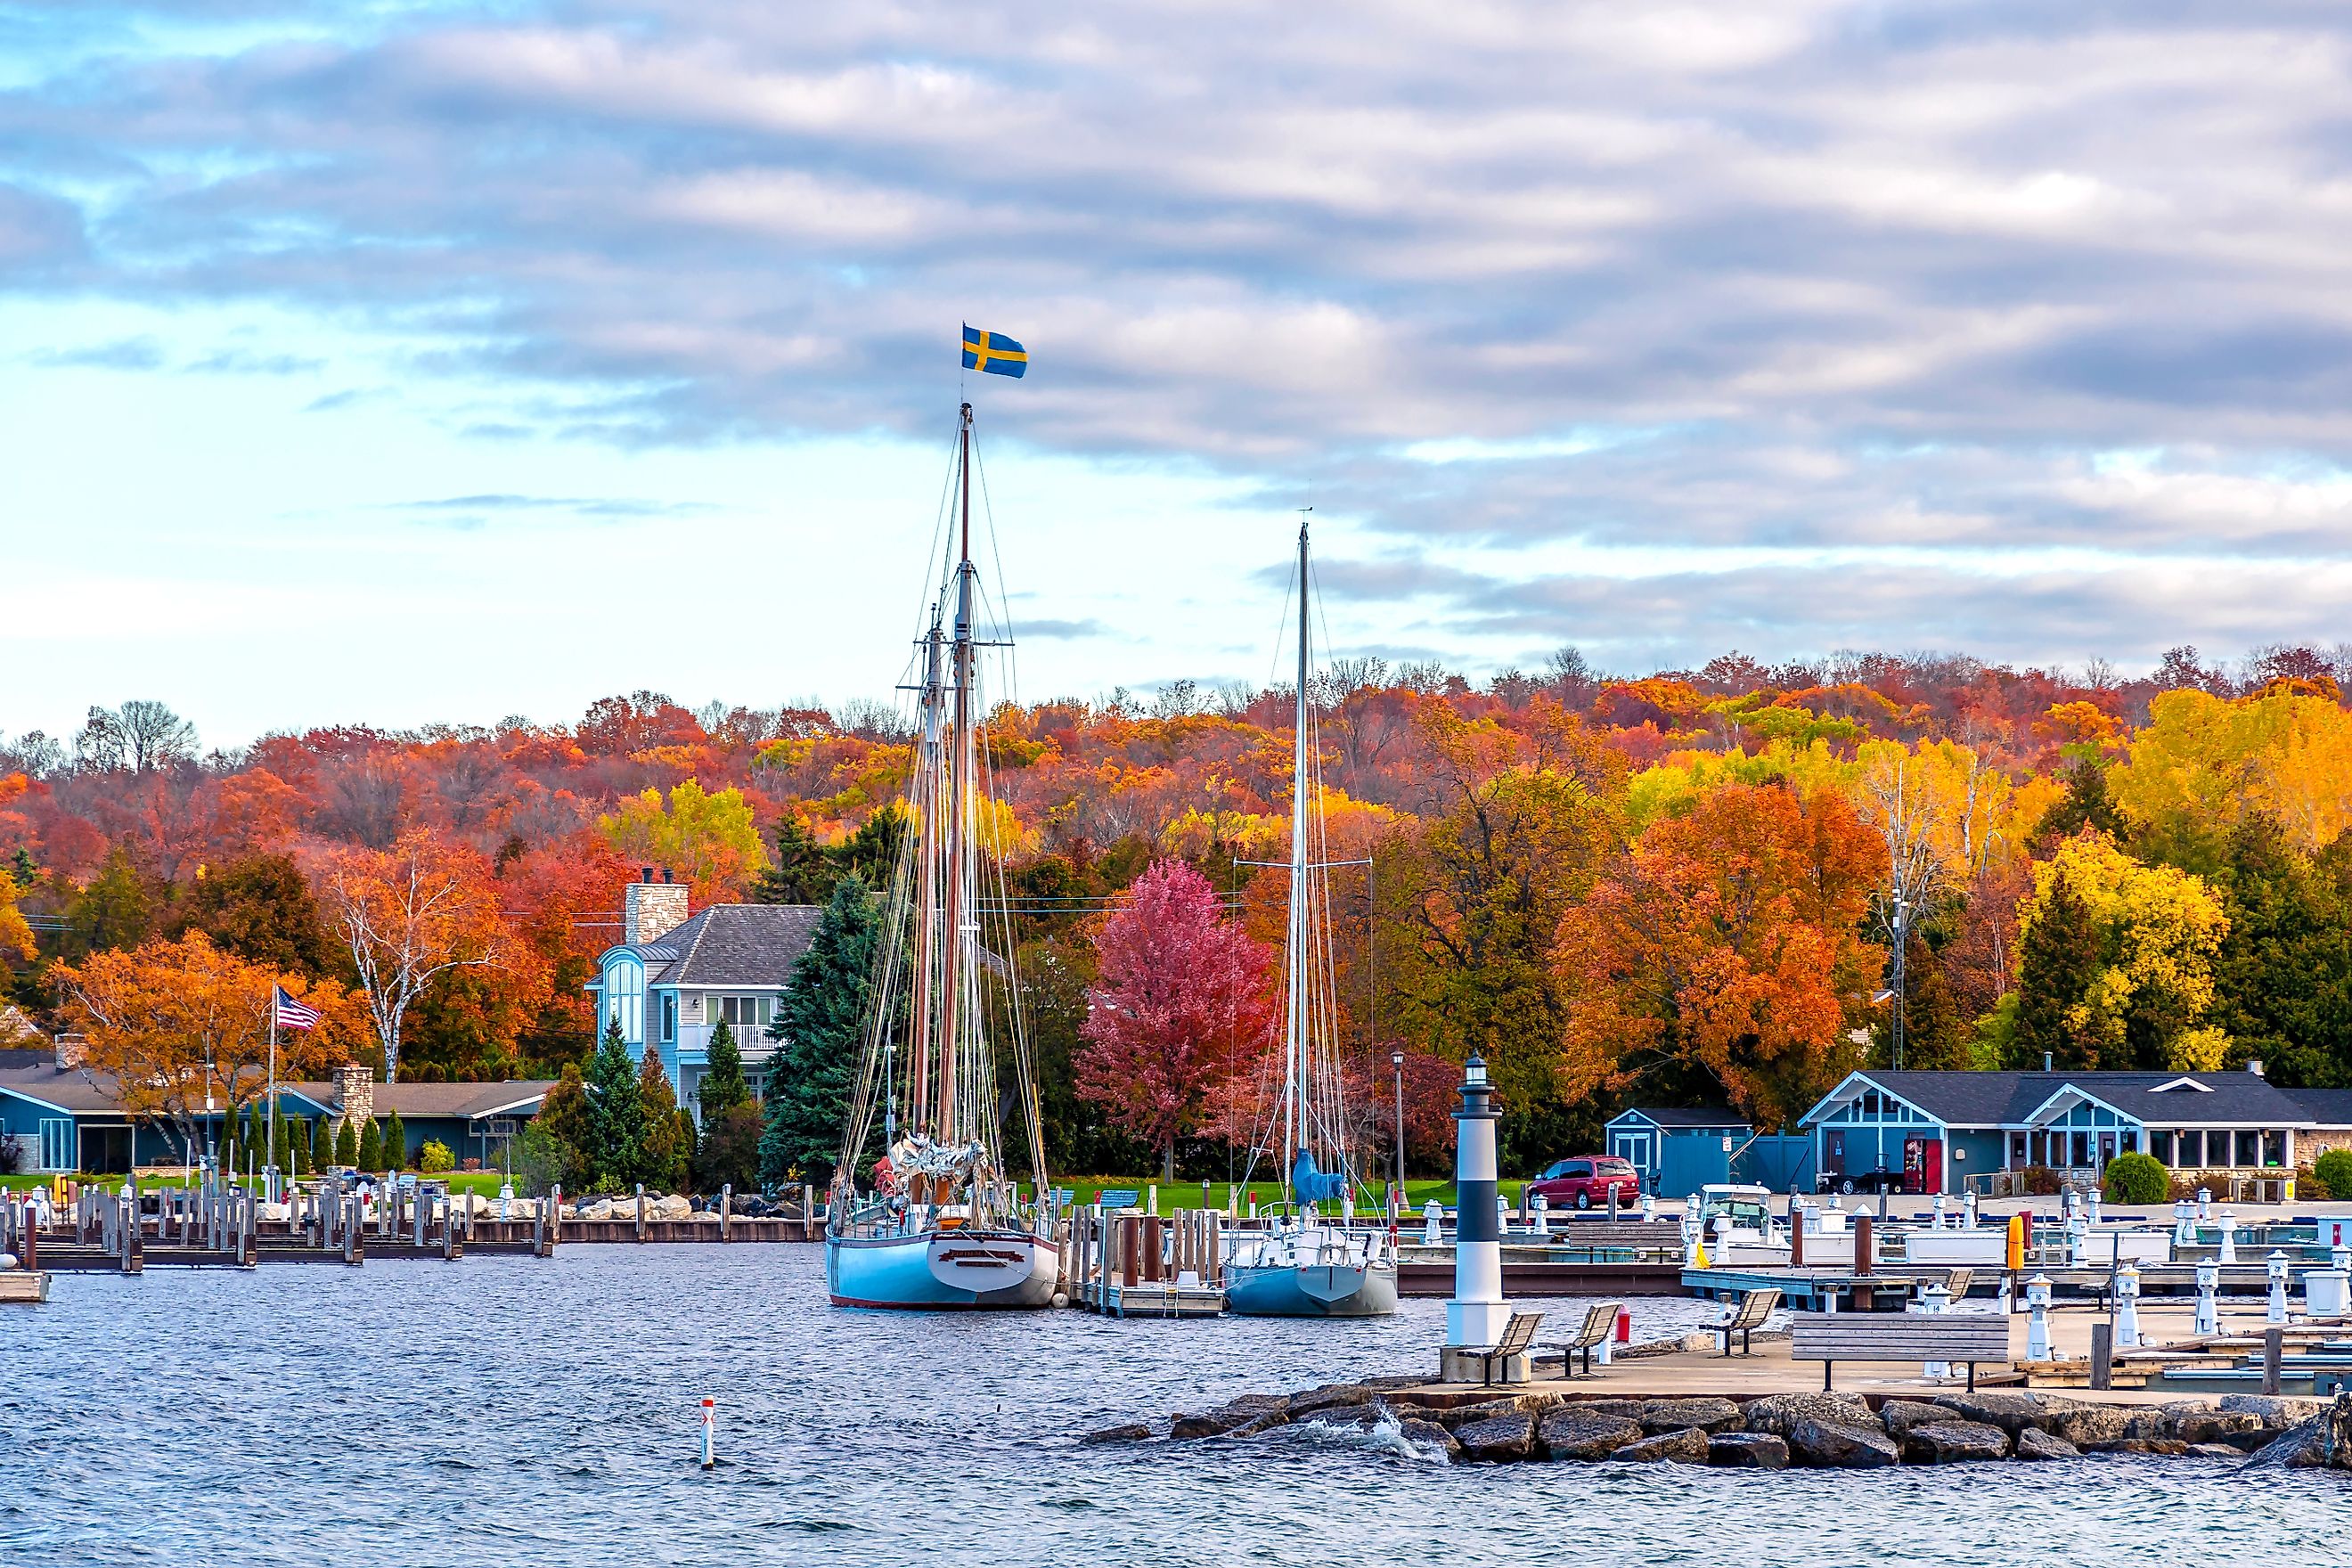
{"left": 266, "top": 992, "right": 279, "bottom": 1196}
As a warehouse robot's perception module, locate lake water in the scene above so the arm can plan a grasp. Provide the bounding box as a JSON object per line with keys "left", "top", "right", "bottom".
{"left": 4, "top": 1246, "right": 2347, "bottom": 1566}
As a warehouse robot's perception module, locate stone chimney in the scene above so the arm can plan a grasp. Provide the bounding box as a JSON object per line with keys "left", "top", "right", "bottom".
{"left": 335, "top": 1061, "right": 376, "bottom": 1128}
{"left": 624, "top": 866, "right": 690, "bottom": 945}
{"left": 53, "top": 1033, "right": 87, "bottom": 1071}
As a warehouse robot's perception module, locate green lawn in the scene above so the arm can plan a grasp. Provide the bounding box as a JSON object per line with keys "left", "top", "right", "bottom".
{"left": 1049, "top": 1176, "right": 1539, "bottom": 1210}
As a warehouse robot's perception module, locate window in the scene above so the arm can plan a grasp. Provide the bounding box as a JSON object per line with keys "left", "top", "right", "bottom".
{"left": 719, "top": 994, "right": 772, "bottom": 1029}
{"left": 2010, "top": 1133, "right": 2027, "bottom": 1163}
{"left": 660, "top": 993, "right": 677, "bottom": 1044}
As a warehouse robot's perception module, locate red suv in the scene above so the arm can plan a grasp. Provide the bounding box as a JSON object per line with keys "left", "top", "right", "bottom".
{"left": 1529, "top": 1156, "right": 1640, "bottom": 1210}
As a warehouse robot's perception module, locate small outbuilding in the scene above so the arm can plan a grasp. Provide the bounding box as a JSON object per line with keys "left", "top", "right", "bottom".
{"left": 1605, "top": 1107, "right": 1752, "bottom": 1198}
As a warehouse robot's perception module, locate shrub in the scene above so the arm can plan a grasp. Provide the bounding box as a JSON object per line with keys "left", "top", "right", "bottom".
{"left": 356, "top": 1118, "right": 383, "bottom": 1172}
{"left": 2315, "top": 1148, "right": 2352, "bottom": 1201}
{"left": 2103, "top": 1151, "right": 2168, "bottom": 1205}
{"left": 419, "top": 1139, "right": 454, "bottom": 1174}
{"left": 2020, "top": 1164, "right": 2062, "bottom": 1196}
{"left": 513, "top": 1123, "right": 574, "bottom": 1197}
{"left": 383, "top": 1109, "right": 407, "bottom": 1170}
{"left": 331, "top": 1117, "right": 355, "bottom": 1167}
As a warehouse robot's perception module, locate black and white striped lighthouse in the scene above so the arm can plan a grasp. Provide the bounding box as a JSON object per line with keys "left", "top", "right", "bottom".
{"left": 1445, "top": 1052, "right": 1509, "bottom": 1351}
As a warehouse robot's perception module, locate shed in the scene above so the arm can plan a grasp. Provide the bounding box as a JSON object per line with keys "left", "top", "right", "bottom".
{"left": 1604, "top": 1107, "right": 1751, "bottom": 1197}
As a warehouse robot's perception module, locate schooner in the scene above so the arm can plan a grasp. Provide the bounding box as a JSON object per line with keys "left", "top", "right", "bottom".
{"left": 824, "top": 401, "right": 1059, "bottom": 1310}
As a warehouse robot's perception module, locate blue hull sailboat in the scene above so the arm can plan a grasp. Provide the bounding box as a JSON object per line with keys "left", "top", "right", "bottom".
{"left": 823, "top": 401, "right": 1060, "bottom": 1311}
{"left": 1221, "top": 517, "right": 1399, "bottom": 1319}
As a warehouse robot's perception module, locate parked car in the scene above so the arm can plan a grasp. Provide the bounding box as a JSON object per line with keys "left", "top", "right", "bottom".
{"left": 1528, "top": 1155, "right": 1640, "bottom": 1209}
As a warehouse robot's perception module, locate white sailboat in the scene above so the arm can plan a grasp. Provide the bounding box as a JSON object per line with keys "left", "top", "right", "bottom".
{"left": 825, "top": 401, "right": 1060, "bottom": 1311}
{"left": 1222, "top": 515, "right": 1400, "bottom": 1318}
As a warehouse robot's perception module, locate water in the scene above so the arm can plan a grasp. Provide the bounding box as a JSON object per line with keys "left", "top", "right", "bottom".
{"left": 4, "top": 1248, "right": 2345, "bottom": 1566}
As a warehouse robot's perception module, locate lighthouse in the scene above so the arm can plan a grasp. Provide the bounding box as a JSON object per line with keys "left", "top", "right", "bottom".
{"left": 1444, "top": 1052, "right": 1510, "bottom": 1362}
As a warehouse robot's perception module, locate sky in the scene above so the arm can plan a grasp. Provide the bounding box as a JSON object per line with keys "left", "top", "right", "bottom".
{"left": 7, "top": 1, "right": 2352, "bottom": 747}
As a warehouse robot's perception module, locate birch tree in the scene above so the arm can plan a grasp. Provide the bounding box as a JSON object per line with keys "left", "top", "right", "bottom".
{"left": 318, "top": 827, "right": 505, "bottom": 1081}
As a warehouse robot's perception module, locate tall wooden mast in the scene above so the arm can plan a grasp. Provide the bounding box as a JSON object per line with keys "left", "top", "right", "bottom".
{"left": 937, "top": 402, "right": 976, "bottom": 1142}
{"left": 1285, "top": 514, "right": 1311, "bottom": 1181}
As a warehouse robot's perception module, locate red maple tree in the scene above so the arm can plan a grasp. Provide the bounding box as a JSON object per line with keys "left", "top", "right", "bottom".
{"left": 1078, "top": 859, "right": 1276, "bottom": 1178}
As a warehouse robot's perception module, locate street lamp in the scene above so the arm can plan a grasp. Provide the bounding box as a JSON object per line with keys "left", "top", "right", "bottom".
{"left": 1391, "top": 1050, "right": 1406, "bottom": 1192}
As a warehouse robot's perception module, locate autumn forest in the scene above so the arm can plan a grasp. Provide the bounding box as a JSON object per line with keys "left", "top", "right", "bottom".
{"left": 9, "top": 638, "right": 2352, "bottom": 1179}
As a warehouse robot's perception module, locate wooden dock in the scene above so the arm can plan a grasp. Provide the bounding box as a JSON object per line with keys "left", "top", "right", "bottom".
{"left": 1063, "top": 1205, "right": 1228, "bottom": 1317}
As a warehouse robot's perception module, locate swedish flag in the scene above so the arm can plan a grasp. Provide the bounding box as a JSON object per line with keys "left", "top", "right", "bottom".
{"left": 962, "top": 324, "right": 1028, "bottom": 378}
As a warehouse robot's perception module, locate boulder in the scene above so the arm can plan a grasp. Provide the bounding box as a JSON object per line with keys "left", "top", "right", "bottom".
{"left": 1398, "top": 1418, "right": 1461, "bottom": 1461}
{"left": 1539, "top": 1410, "right": 1646, "bottom": 1461}
{"left": 1640, "top": 1397, "right": 1743, "bottom": 1435}
{"left": 2242, "top": 1419, "right": 2331, "bottom": 1469}
{"left": 1743, "top": 1392, "right": 1873, "bottom": 1438}
{"left": 1708, "top": 1432, "right": 1790, "bottom": 1469}
{"left": 1615, "top": 1427, "right": 1711, "bottom": 1465}
{"left": 1929, "top": 1391, "right": 2052, "bottom": 1437}
{"left": 650, "top": 1194, "right": 692, "bottom": 1219}
{"left": 2219, "top": 1393, "right": 2323, "bottom": 1425}
{"left": 1288, "top": 1384, "right": 1373, "bottom": 1419}
{"left": 1787, "top": 1417, "right": 1901, "bottom": 1469}
{"left": 1899, "top": 1421, "right": 2011, "bottom": 1464}
{"left": 2169, "top": 1410, "right": 2264, "bottom": 1445}
{"left": 1082, "top": 1423, "right": 1153, "bottom": 1444}
{"left": 1876, "top": 1400, "right": 1953, "bottom": 1440}
{"left": 1172, "top": 1394, "right": 1287, "bottom": 1438}
{"left": 2094, "top": 1437, "right": 2188, "bottom": 1455}
{"left": 1432, "top": 1398, "right": 1523, "bottom": 1431}
{"left": 2187, "top": 1443, "right": 2248, "bottom": 1459}
{"left": 1575, "top": 1400, "right": 1649, "bottom": 1422}
{"left": 1229, "top": 1411, "right": 1290, "bottom": 1437}
{"left": 1454, "top": 1412, "right": 1538, "bottom": 1463}
{"left": 2046, "top": 1402, "right": 2132, "bottom": 1450}
{"left": 2013, "top": 1428, "right": 2080, "bottom": 1461}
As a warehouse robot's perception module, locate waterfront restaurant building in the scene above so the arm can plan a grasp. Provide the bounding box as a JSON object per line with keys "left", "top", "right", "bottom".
{"left": 1797, "top": 1066, "right": 2352, "bottom": 1196}
{"left": 583, "top": 870, "right": 821, "bottom": 1111}
{"left": 0, "top": 1051, "right": 552, "bottom": 1175}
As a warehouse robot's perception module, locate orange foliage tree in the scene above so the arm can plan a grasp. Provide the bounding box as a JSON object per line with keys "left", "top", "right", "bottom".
{"left": 1556, "top": 781, "right": 1883, "bottom": 1129}
{"left": 53, "top": 931, "right": 360, "bottom": 1159}
{"left": 314, "top": 828, "right": 507, "bottom": 1081}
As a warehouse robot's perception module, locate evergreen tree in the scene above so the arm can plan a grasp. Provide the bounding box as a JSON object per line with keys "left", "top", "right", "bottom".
{"left": 534, "top": 1061, "right": 597, "bottom": 1193}
{"left": 584, "top": 1017, "right": 647, "bottom": 1192}
{"left": 2209, "top": 814, "right": 2352, "bottom": 1086}
{"left": 334, "top": 1117, "right": 357, "bottom": 1166}
{"left": 171, "top": 853, "right": 336, "bottom": 976}
{"left": 357, "top": 1118, "right": 383, "bottom": 1172}
{"left": 752, "top": 814, "right": 835, "bottom": 905}
{"left": 290, "top": 1115, "right": 312, "bottom": 1175}
{"left": 2032, "top": 761, "right": 2128, "bottom": 851}
{"left": 695, "top": 1101, "right": 765, "bottom": 1194}
{"left": 2010, "top": 869, "right": 2104, "bottom": 1069}
{"left": 633, "top": 1046, "right": 690, "bottom": 1192}
{"left": 384, "top": 1108, "right": 408, "bottom": 1170}
{"left": 761, "top": 872, "right": 886, "bottom": 1190}
{"left": 697, "top": 1019, "right": 751, "bottom": 1121}
{"left": 1882, "top": 932, "right": 1970, "bottom": 1071}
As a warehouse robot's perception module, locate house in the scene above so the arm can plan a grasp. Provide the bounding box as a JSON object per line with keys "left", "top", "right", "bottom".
{"left": 583, "top": 868, "right": 822, "bottom": 1111}
{"left": 0, "top": 1046, "right": 552, "bottom": 1175}
{"left": 1798, "top": 1063, "right": 2352, "bottom": 1196}
{"left": 1604, "top": 1107, "right": 1751, "bottom": 1196}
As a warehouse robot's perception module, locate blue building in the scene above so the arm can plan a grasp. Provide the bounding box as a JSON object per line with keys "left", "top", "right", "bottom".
{"left": 1798, "top": 1066, "right": 2352, "bottom": 1195}
{"left": 1603, "top": 1106, "right": 1750, "bottom": 1196}
{"left": 0, "top": 1050, "right": 551, "bottom": 1175}
{"left": 583, "top": 869, "right": 821, "bottom": 1113}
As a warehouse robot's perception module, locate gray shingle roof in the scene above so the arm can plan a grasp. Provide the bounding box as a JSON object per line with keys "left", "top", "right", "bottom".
{"left": 650, "top": 903, "right": 822, "bottom": 987}
{"left": 1835, "top": 1069, "right": 2333, "bottom": 1128}
{"left": 0, "top": 1068, "right": 553, "bottom": 1121}
{"left": 0, "top": 1066, "right": 131, "bottom": 1114}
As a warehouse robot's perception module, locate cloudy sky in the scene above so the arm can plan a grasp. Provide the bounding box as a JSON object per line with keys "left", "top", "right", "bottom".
{"left": 6, "top": 2, "right": 2351, "bottom": 745}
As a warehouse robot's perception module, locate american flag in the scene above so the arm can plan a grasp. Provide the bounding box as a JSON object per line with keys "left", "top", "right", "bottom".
{"left": 273, "top": 986, "right": 322, "bottom": 1031}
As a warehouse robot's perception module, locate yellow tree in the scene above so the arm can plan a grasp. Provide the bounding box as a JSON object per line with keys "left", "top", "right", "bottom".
{"left": 315, "top": 828, "right": 507, "bottom": 1082}
{"left": 598, "top": 778, "right": 770, "bottom": 895}
{"left": 54, "top": 932, "right": 359, "bottom": 1161}
{"left": 2109, "top": 688, "right": 2352, "bottom": 864}
{"left": 2014, "top": 832, "right": 2230, "bottom": 1071}
{"left": 0, "top": 867, "right": 33, "bottom": 978}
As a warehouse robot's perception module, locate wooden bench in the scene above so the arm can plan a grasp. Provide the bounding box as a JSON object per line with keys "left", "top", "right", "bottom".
{"left": 1715, "top": 1287, "right": 1781, "bottom": 1357}
{"left": 1790, "top": 1311, "right": 2012, "bottom": 1392}
{"left": 1534, "top": 1301, "right": 1621, "bottom": 1377}
{"left": 1096, "top": 1188, "right": 1139, "bottom": 1211}
{"left": 1475, "top": 1310, "right": 1545, "bottom": 1386}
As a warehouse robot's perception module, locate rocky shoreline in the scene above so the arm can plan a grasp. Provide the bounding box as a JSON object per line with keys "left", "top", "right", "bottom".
{"left": 1091, "top": 1385, "right": 2352, "bottom": 1471}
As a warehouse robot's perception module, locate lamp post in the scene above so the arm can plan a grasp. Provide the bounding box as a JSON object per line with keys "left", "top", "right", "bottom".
{"left": 1391, "top": 1050, "right": 1405, "bottom": 1191}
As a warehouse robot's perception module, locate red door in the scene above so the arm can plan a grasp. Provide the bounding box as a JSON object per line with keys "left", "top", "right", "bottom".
{"left": 1922, "top": 1139, "right": 1944, "bottom": 1195}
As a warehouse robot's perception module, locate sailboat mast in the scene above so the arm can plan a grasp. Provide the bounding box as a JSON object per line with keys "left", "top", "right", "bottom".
{"left": 911, "top": 608, "right": 945, "bottom": 1135}
{"left": 938, "top": 402, "right": 975, "bottom": 1143}
{"left": 1286, "top": 515, "right": 1311, "bottom": 1180}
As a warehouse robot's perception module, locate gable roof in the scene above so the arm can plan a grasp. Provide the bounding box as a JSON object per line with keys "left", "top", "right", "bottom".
{"left": 0, "top": 1066, "right": 137, "bottom": 1115}
{"left": 1808, "top": 1068, "right": 2321, "bottom": 1129}
{"left": 648, "top": 903, "right": 822, "bottom": 987}
{"left": 0, "top": 1067, "right": 553, "bottom": 1122}
{"left": 1610, "top": 1106, "right": 1749, "bottom": 1129}
{"left": 2282, "top": 1086, "right": 2352, "bottom": 1128}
